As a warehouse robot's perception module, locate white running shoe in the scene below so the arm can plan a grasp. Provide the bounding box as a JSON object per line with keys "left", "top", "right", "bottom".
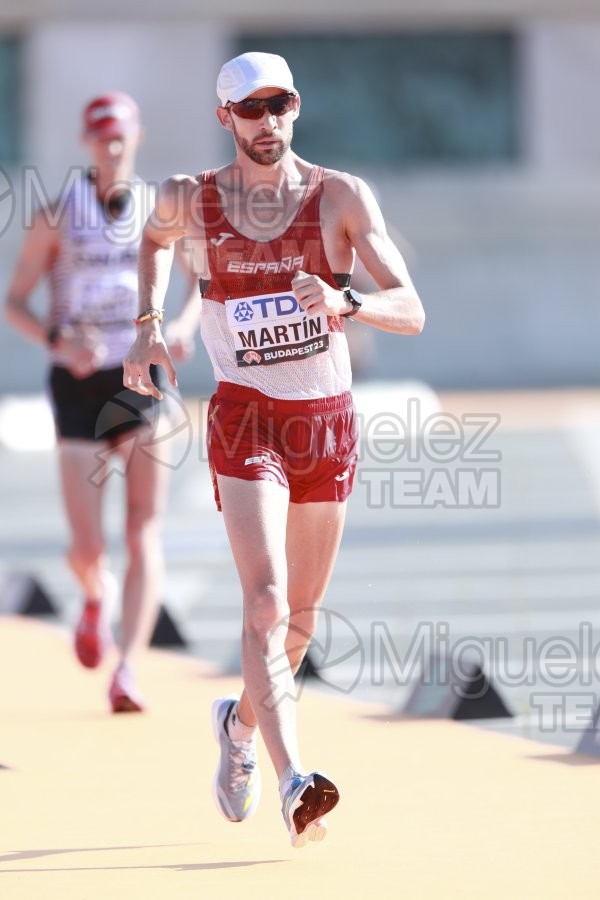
{"left": 211, "top": 696, "right": 261, "bottom": 822}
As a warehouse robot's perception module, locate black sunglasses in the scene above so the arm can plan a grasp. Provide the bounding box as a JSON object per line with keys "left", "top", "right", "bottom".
{"left": 226, "top": 92, "right": 297, "bottom": 120}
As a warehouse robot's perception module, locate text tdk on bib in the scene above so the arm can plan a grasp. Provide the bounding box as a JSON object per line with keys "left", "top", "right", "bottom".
{"left": 225, "top": 291, "right": 329, "bottom": 367}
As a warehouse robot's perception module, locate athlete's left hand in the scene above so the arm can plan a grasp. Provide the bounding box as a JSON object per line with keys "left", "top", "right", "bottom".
{"left": 292, "top": 270, "right": 349, "bottom": 317}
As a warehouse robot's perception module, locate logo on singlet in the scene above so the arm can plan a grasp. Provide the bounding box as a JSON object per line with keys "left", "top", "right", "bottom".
{"left": 233, "top": 301, "right": 254, "bottom": 323}
{"left": 211, "top": 232, "right": 235, "bottom": 246}
{"left": 226, "top": 256, "right": 304, "bottom": 275}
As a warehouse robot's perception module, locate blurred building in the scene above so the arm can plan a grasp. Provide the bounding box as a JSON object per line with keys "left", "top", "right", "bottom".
{"left": 1, "top": 2, "right": 599, "bottom": 393}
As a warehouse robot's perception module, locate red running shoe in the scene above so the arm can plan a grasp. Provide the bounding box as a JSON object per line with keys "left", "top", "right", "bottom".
{"left": 109, "top": 665, "right": 146, "bottom": 714}
{"left": 74, "top": 600, "right": 110, "bottom": 669}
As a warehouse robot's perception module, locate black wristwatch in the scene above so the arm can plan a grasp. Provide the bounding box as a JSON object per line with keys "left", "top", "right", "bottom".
{"left": 47, "top": 326, "right": 61, "bottom": 347}
{"left": 342, "top": 288, "right": 363, "bottom": 318}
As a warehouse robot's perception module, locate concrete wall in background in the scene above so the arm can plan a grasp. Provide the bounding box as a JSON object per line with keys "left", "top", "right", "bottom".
{"left": 22, "top": 22, "right": 230, "bottom": 184}
{"left": 1, "top": 11, "right": 599, "bottom": 394}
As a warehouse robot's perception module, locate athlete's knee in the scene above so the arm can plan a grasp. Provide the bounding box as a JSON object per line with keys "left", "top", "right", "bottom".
{"left": 125, "top": 509, "right": 160, "bottom": 559}
{"left": 242, "top": 587, "right": 287, "bottom": 642}
{"left": 67, "top": 538, "right": 104, "bottom": 572}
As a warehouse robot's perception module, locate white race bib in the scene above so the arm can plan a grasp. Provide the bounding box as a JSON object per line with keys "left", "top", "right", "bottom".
{"left": 225, "top": 291, "right": 329, "bottom": 367}
{"left": 68, "top": 270, "right": 138, "bottom": 325}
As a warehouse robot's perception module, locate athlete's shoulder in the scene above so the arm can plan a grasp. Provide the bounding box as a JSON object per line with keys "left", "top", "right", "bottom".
{"left": 151, "top": 174, "right": 197, "bottom": 219}
{"left": 321, "top": 167, "right": 374, "bottom": 207}
{"left": 146, "top": 172, "right": 210, "bottom": 237}
{"left": 159, "top": 173, "right": 201, "bottom": 196}
{"left": 322, "top": 166, "right": 369, "bottom": 192}
{"left": 160, "top": 171, "right": 220, "bottom": 206}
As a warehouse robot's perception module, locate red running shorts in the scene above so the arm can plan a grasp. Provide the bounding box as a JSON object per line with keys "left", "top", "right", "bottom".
{"left": 206, "top": 381, "right": 359, "bottom": 510}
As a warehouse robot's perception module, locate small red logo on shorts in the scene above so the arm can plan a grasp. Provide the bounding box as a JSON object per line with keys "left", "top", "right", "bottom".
{"left": 243, "top": 350, "right": 262, "bottom": 365}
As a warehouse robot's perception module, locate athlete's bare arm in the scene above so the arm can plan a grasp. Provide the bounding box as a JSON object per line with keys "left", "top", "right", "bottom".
{"left": 123, "top": 175, "right": 199, "bottom": 398}
{"left": 4, "top": 208, "right": 59, "bottom": 345}
{"left": 5, "top": 208, "right": 110, "bottom": 377}
{"left": 292, "top": 173, "right": 425, "bottom": 335}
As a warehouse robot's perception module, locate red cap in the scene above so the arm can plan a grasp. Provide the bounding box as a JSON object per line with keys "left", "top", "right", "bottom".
{"left": 83, "top": 92, "right": 140, "bottom": 138}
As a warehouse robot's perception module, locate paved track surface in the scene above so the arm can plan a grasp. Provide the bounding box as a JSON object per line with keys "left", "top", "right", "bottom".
{"left": 2, "top": 615, "right": 600, "bottom": 900}
{"left": 2, "top": 388, "right": 600, "bottom": 897}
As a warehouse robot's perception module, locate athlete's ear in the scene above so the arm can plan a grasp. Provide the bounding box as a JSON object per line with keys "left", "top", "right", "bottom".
{"left": 292, "top": 94, "right": 301, "bottom": 122}
{"left": 216, "top": 106, "right": 233, "bottom": 132}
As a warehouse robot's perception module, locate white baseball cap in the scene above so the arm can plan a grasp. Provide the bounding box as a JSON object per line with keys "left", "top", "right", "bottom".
{"left": 217, "top": 52, "right": 296, "bottom": 105}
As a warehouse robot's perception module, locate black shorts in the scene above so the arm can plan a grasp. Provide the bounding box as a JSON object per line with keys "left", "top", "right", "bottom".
{"left": 48, "top": 365, "right": 160, "bottom": 442}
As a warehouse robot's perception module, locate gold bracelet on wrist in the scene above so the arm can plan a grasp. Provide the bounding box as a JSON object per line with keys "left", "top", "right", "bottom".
{"left": 134, "top": 308, "right": 164, "bottom": 325}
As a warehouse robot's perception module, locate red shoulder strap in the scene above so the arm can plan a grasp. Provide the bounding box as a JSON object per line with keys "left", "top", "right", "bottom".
{"left": 200, "top": 170, "right": 226, "bottom": 231}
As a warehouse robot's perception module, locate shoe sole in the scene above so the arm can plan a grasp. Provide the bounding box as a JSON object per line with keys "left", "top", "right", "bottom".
{"left": 110, "top": 694, "right": 145, "bottom": 713}
{"left": 289, "top": 774, "right": 339, "bottom": 848}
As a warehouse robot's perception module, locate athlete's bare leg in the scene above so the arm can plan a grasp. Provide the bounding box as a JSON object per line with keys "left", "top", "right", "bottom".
{"left": 237, "top": 497, "right": 347, "bottom": 706}
{"left": 58, "top": 439, "right": 110, "bottom": 600}
{"left": 284, "top": 499, "right": 347, "bottom": 675}
{"left": 117, "top": 424, "right": 168, "bottom": 665}
{"left": 59, "top": 426, "right": 167, "bottom": 669}
{"left": 218, "top": 475, "right": 346, "bottom": 778}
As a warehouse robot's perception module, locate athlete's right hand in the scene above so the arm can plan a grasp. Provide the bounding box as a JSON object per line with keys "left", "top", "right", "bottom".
{"left": 123, "top": 322, "right": 178, "bottom": 400}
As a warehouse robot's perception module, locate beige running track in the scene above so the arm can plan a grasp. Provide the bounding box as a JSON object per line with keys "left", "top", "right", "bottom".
{"left": 1, "top": 616, "right": 600, "bottom": 900}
